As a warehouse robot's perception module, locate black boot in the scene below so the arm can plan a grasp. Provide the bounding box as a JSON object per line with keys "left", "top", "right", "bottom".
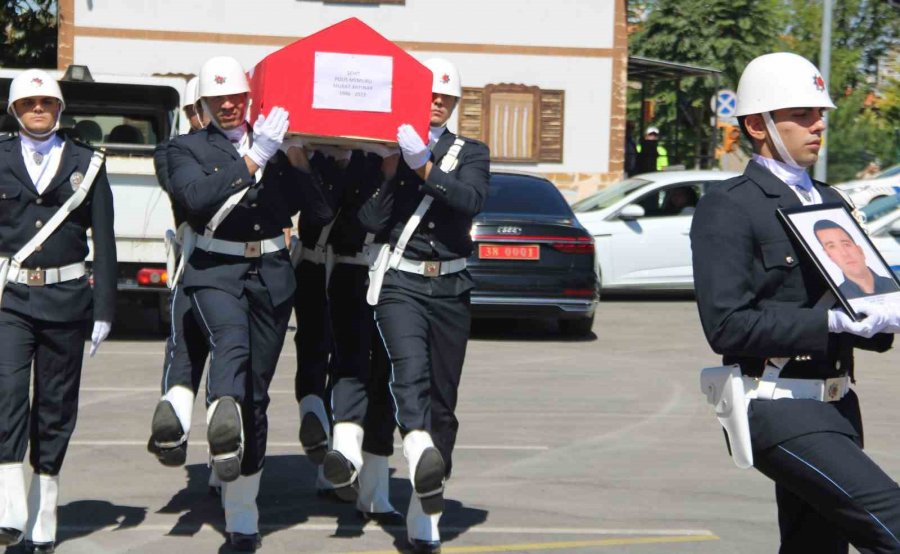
{"left": 299, "top": 412, "right": 328, "bottom": 465}
{"left": 322, "top": 450, "right": 358, "bottom": 502}
{"left": 229, "top": 532, "right": 261, "bottom": 552}
{"left": 208, "top": 397, "right": 243, "bottom": 483}
{"left": 149, "top": 399, "right": 187, "bottom": 467}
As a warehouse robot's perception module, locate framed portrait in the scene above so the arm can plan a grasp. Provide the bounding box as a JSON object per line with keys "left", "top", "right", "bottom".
{"left": 778, "top": 202, "right": 900, "bottom": 320}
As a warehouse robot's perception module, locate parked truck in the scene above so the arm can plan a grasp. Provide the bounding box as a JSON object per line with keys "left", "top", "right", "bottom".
{"left": 0, "top": 65, "right": 187, "bottom": 329}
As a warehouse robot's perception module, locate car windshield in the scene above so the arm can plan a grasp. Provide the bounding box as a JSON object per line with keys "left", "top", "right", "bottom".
{"left": 570, "top": 178, "right": 651, "bottom": 212}
{"left": 861, "top": 194, "right": 900, "bottom": 224}
{"left": 876, "top": 165, "right": 900, "bottom": 179}
{"left": 484, "top": 174, "right": 573, "bottom": 216}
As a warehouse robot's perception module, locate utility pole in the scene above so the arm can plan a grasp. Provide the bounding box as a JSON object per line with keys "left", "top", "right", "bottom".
{"left": 814, "top": 0, "right": 833, "bottom": 181}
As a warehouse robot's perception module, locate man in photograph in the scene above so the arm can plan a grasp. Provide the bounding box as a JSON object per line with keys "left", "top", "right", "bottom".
{"left": 813, "top": 219, "right": 898, "bottom": 299}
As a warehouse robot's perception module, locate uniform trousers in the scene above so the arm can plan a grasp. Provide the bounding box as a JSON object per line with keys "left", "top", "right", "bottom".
{"left": 160, "top": 284, "right": 209, "bottom": 396}
{"left": 374, "top": 278, "right": 470, "bottom": 477}
{"left": 189, "top": 274, "right": 291, "bottom": 475}
{"left": 328, "top": 263, "right": 395, "bottom": 457}
{"left": 754, "top": 420, "right": 900, "bottom": 553}
{"left": 292, "top": 260, "right": 331, "bottom": 403}
{"left": 0, "top": 309, "right": 86, "bottom": 475}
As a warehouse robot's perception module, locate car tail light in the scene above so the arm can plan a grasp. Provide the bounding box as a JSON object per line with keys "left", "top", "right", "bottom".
{"left": 137, "top": 268, "right": 168, "bottom": 286}
{"left": 550, "top": 242, "right": 594, "bottom": 254}
{"left": 563, "top": 288, "right": 595, "bottom": 297}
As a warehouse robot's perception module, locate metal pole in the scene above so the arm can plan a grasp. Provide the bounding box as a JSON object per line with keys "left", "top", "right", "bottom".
{"left": 710, "top": 74, "right": 720, "bottom": 169}
{"left": 814, "top": 0, "right": 832, "bottom": 181}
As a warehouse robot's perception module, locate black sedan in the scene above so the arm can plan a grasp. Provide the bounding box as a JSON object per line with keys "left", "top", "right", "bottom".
{"left": 468, "top": 172, "right": 599, "bottom": 336}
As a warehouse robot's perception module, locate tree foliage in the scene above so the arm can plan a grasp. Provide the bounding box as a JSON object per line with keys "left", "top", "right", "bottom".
{"left": 0, "top": 0, "right": 57, "bottom": 68}
{"left": 627, "top": 0, "right": 900, "bottom": 177}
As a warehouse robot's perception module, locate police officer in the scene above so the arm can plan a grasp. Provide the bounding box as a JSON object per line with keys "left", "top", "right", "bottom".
{"left": 147, "top": 75, "right": 214, "bottom": 469}
{"left": 292, "top": 150, "right": 344, "bottom": 475}
{"left": 357, "top": 58, "right": 489, "bottom": 553}
{"left": 0, "top": 69, "right": 116, "bottom": 553}
{"left": 166, "top": 56, "right": 332, "bottom": 551}
{"left": 692, "top": 52, "right": 900, "bottom": 552}
{"left": 322, "top": 147, "right": 401, "bottom": 523}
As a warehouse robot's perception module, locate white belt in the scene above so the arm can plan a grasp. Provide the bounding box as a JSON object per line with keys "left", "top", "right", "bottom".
{"left": 195, "top": 235, "right": 286, "bottom": 258}
{"left": 394, "top": 257, "right": 466, "bottom": 277}
{"left": 301, "top": 247, "right": 326, "bottom": 265}
{"left": 7, "top": 262, "right": 86, "bottom": 286}
{"left": 333, "top": 246, "right": 369, "bottom": 267}
{"left": 743, "top": 375, "right": 850, "bottom": 403}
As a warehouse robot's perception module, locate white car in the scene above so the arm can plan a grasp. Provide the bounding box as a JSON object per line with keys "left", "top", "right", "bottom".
{"left": 573, "top": 170, "right": 740, "bottom": 291}
{"left": 862, "top": 194, "right": 900, "bottom": 278}
{"left": 835, "top": 164, "right": 900, "bottom": 207}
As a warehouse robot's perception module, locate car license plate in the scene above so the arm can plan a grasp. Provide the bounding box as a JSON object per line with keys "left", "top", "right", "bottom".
{"left": 478, "top": 244, "right": 540, "bottom": 260}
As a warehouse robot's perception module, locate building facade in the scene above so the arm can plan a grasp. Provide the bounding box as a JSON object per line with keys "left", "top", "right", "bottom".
{"left": 57, "top": 0, "right": 627, "bottom": 196}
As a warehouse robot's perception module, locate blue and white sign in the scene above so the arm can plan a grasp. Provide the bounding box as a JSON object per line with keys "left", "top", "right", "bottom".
{"left": 711, "top": 89, "right": 737, "bottom": 119}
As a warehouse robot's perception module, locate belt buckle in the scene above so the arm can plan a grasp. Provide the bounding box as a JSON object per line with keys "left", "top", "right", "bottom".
{"left": 824, "top": 378, "right": 842, "bottom": 402}
{"left": 423, "top": 261, "right": 440, "bottom": 277}
{"left": 27, "top": 269, "right": 45, "bottom": 286}
{"left": 244, "top": 241, "right": 262, "bottom": 258}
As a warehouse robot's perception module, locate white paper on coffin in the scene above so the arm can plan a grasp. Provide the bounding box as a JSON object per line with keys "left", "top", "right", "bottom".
{"left": 313, "top": 52, "right": 393, "bottom": 113}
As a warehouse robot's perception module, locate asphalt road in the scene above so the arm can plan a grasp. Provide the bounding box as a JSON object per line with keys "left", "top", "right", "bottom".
{"left": 8, "top": 297, "right": 900, "bottom": 553}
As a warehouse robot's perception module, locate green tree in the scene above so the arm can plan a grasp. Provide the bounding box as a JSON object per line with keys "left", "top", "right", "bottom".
{"left": 629, "top": 0, "right": 785, "bottom": 168}
{"left": 627, "top": 0, "right": 900, "bottom": 176}
{"left": 0, "top": 0, "right": 57, "bottom": 68}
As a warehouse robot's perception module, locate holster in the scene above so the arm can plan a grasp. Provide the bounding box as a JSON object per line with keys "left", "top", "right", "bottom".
{"left": 171, "top": 226, "right": 197, "bottom": 287}
{"left": 366, "top": 243, "right": 391, "bottom": 307}
{"left": 164, "top": 229, "right": 179, "bottom": 289}
{"left": 0, "top": 257, "right": 9, "bottom": 306}
{"left": 700, "top": 365, "right": 753, "bottom": 469}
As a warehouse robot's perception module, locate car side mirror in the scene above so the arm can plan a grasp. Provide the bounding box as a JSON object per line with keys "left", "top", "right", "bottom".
{"left": 619, "top": 204, "right": 645, "bottom": 220}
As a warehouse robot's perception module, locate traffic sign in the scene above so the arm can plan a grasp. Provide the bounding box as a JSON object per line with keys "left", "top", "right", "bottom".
{"left": 711, "top": 89, "right": 737, "bottom": 119}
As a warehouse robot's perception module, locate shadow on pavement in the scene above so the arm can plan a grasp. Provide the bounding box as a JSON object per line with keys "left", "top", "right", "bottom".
{"left": 54, "top": 500, "right": 147, "bottom": 547}
{"left": 156, "top": 454, "right": 487, "bottom": 552}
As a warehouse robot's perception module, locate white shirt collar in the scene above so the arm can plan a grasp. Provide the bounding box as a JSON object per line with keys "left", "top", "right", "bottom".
{"left": 20, "top": 133, "right": 62, "bottom": 155}
{"left": 752, "top": 153, "right": 813, "bottom": 191}
{"left": 429, "top": 125, "right": 446, "bottom": 148}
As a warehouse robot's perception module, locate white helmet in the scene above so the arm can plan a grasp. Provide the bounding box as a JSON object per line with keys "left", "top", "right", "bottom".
{"left": 735, "top": 52, "right": 835, "bottom": 117}
{"left": 424, "top": 58, "right": 461, "bottom": 98}
{"left": 7, "top": 69, "right": 65, "bottom": 138}
{"left": 7, "top": 69, "right": 65, "bottom": 114}
{"left": 183, "top": 76, "right": 200, "bottom": 109}
{"left": 197, "top": 56, "right": 249, "bottom": 99}
{"left": 645, "top": 126, "right": 660, "bottom": 135}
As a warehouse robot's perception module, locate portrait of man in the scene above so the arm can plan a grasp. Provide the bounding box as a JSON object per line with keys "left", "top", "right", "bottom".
{"left": 813, "top": 218, "right": 899, "bottom": 299}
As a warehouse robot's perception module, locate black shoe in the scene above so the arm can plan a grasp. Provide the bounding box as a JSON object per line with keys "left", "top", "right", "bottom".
{"left": 0, "top": 527, "right": 23, "bottom": 546}
{"left": 409, "top": 538, "right": 441, "bottom": 554}
{"left": 356, "top": 509, "right": 404, "bottom": 526}
{"left": 299, "top": 412, "right": 328, "bottom": 465}
{"left": 414, "top": 447, "right": 445, "bottom": 515}
{"left": 208, "top": 397, "right": 243, "bottom": 483}
{"left": 322, "top": 450, "right": 358, "bottom": 502}
{"left": 229, "top": 532, "right": 261, "bottom": 552}
{"left": 24, "top": 540, "right": 55, "bottom": 553}
{"left": 150, "top": 399, "right": 187, "bottom": 466}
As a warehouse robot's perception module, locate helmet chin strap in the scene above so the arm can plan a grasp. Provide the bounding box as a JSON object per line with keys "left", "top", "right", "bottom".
{"left": 762, "top": 111, "right": 802, "bottom": 169}
{"left": 13, "top": 109, "right": 62, "bottom": 141}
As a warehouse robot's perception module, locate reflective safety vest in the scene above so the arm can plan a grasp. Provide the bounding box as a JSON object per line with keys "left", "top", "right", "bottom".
{"left": 636, "top": 144, "right": 669, "bottom": 171}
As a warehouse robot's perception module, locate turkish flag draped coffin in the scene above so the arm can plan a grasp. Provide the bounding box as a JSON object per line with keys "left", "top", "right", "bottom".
{"left": 249, "top": 17, "right": 432, "bottom": 145}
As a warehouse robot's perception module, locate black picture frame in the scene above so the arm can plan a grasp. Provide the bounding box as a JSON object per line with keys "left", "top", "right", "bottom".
{"left": 778, "top": 202, "right": 900, "bottom": 321}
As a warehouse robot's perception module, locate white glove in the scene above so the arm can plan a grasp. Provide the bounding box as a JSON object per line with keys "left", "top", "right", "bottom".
{"left": 855, "top": 304, "right": 900, "bottom": 334}
{"left": 279, "top": 136, "right": 306, "bottom": 153}
{"left": 397, "top": 124, "right": 430, "bottom": 169}
{"left": 90, "top": 320, "right": 111, "bottom": 357}
{"left": 315, "top": 145, "right": 352, "bottom": 162}
{"left": 827, "top": 309, "right": 889, "bottom": 339}
{"left": 355, "top": 142, "right": 400, "bottom": 158}
{"left": 247, "top": 106, "right": 289, "bottom": 167}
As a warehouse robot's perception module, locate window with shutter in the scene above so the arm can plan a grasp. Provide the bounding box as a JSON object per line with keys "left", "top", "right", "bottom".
{"left": 459, "top": 84, "right": 564, "bottom": 163}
